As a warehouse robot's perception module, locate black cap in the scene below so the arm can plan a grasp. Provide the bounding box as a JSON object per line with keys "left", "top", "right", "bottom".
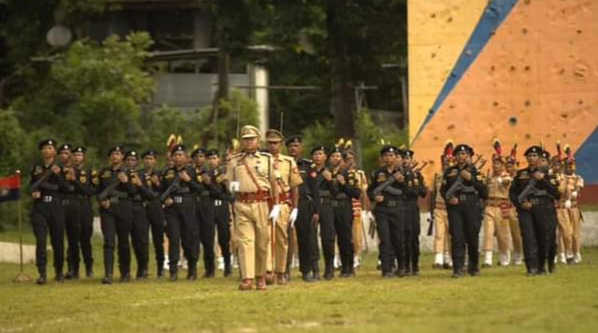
{"left": 540, "top": 150, "right": 551, "bottom": 159}
{"left": 107, "top": 145, "right": 125, "bottom": 156}
{"left": 404, "top": 150, "right": 414, "bottom": 158}
{"left": 380, "top": 145, "right": 399, "bottom": 156}
{"left": 58, "top": 143, "right": 73, "bottom": 153}
{"left": 454, "top": 144, "right": 474, "bottom": 156}
{"left": 329, "top": 146, "right": 343, "bottom": 155}
{"left": 38, "top": 138, "right": 57, "bottom": 150}
{"left": 171, "top": 144, "right": 186, "bottom": 154}
{"left": 141, "top": 150, "right": 158, "bottom": 158}
{"left": 73, "top": 146, "right": 87, "bottom": 153}
{"left": 310, "top": 145, "right": 327, "bottom": 155}
{"left": 125, "top": 150, "right": 139, "bottom": 160}
{"left": 524, "top": 145, "right": 542, "bottom": 156}
{"left": 191, "top": 148, "right": 206, "bottom": 158}
{"left": 206, "top": 149, "right": 219, "bottom": 157}
{"left": 284, "top": 135, "right": 303, "bottom": 146}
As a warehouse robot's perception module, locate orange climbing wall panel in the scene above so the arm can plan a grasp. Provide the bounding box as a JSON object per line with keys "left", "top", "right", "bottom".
{"left": 409, "top": 0, "right": 598, "bottom": 189}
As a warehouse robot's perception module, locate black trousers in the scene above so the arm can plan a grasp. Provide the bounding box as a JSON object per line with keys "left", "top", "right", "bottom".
{"left": 319, "top": 198, "right": 335, "bottom": 273}
{"left": 146, "top": 199, "right": 165, "bottom": 269}
{"left": 100, "top": 199, "right": 134, "bottom": 277}
{"left": 374, "top": 205, "right": 407, "bottom": 275}
{"left": 131, "top": 201, "right": 150, "bottom": 275}
{"left": 165, "top": 198, "right": 198, "bottom": 273}
{"left": 79, "top": 197, "right": 94, "bottom": 270}
{"left": 31, "top": 197, "right": 65, "bottom": 275}
{"left": 447, "top": 200, "right": 481, "bottom": 272}
{"left": 214, "top": 199, "right": 231, "bottom": 266}
{"left": 295, "top": 196, "right": 319, "bottom": 275}
{"left": 64, "top": 196, "right": 81, "bottom": 274}
{"left": 517, "top": 199, "right": 557, "bottom": 273}
{"left": 197, "top": 197, "right": 216, "bottom": 274}
{"left": 333, "top": 198, "right": 354, "bottom": 274}
{"left": 405, "top": 200, "right": 421, "bottom": 272}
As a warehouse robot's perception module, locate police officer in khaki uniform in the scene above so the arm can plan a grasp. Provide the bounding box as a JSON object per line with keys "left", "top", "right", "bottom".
{"left": 431, "top": 142, "right": 454, "bottom": 269}
{"left": 225, "top": 125, "right": 281, "bottom": 291}
{"left": 263, "top": 129, "right": 303, "bottom": 285}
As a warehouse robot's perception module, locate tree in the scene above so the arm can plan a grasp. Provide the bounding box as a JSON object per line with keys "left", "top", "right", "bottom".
{"left": 10, "top": 32, "right": 155, "bottom": 164}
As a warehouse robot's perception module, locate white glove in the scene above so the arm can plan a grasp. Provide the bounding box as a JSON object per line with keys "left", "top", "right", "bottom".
{"left": 229, "top": 181, "right": 240, "bottom": 193}
{"left": 289, "top": 208, "right": 299, "bottom": 228}
{"left": 571, "top": 191, "right": 578, "bottom": 199}
{"left": 497, "top": 176, "right": 503, "bottom": 184}
{"left": 269, "top": 204, "right": 281, "bottom": 221}
{"left": 565, "top": 200, "right": 572, "bottom": 209}
{"left": 367, "top": 210, "right": 375, "bottom": 222}
{"left": 361, "top": 210, "right": 369, "bottom": 224}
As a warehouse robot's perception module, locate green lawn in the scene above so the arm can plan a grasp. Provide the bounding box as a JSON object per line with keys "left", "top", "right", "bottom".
{"left": 1, "top": 232, "right": 597, "bottom": 333}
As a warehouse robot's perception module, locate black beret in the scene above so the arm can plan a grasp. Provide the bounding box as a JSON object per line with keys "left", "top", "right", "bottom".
{"left": 454, "top": 144, "right": 474, "bottom": 156}
{"left": 329, "top": 146, "right": 343, "bottom": 155}
{"left": 380, "top": 145, "right": 400, "bottom": 156}
{"left": 404, "top": 150, "right": 414, "bottom": 158}
{"left": 141, "top": 150, "right": 157, "bottom": 158}
{"left": 284, "top": 135, "right": 303, "bottom": 146}
{"left": 191, "top": 148, "right": 206, "bottom": 158}
{"left": 57, "top": 143, "right": 73, "bottom": 152}
{"left": 206, "top": 149, "right": 219, "bottom": 157}
{"left": 107, "top": 145, "right": 125, "bottom": 156}
{"left": 125, "top": 150, "right": 139, "bottom": 159}
{"left": 38, "top": 138, "right": 57, "bottom": 150}
{"left": 540, "top": 150, "right": 551, "bottom": 159}
{"left": 310, "top": 145, "right": 327, "bottom": 155}
{"left": 171, "top": 144, "right": 186, "bottom": 154}
{"left": 524, "top": 145, "right": 542, "bottom": 156}
{"left": 73, "top": 146, "right": 87, "bottom": 153}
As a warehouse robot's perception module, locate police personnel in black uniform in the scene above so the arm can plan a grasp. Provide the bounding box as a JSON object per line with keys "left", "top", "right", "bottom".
{"left": 311, "top": 145, "right": 336, "bottom": 280}
{"left": 71, "top": 146, "right": 96, "bottom": 278}
{"left": 440, "top": 144, "right": 488, "bottom": 278}
{"left": 206, "top": 149, "right": 233, "bottom": 277}
{"left": 125, "top": 150, "right": 154, "bottom": 279}
{"left": 141, "top": 150, "right": 166, "bottom": 278}
{"left": 403, "top": 149, "right": 427, "bottom": 276}
{"left": 57, "top": 143, "right": 82, "bottom": 280}
{"left": 286, "top": 136, "right": 321, "bottom": 282}
{"left": 509, "top": 146, "right": 561, "bottom": 275}
{"left": 30, "top": 139, "right": 70, "bottom": 284}
{"left": 161, "top": 144, "right": 204, "bottom": 281}
{"left": 329, "top": 146, "right": 361, "bottom": 278}
{"left": 95, "top": 145, "right": 136, "bottom": 284}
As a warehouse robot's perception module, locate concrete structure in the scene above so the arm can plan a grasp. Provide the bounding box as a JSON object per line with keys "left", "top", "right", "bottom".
{"left": 408, "top": 0, "right": 598, "bottom": 203}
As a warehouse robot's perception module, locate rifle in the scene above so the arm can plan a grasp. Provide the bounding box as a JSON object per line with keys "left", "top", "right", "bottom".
{"left": 159, "top": 172, "right": 181, "bottom": 202}
{"left": 30, "top": 169, "right": 55, "bottom": 192}
{"left": 372, "top": 167, "right": 404, "bottom": 197}
{"left": 426, "top": 173, "right": 438, "bottom": 236}
{"left": 97, "top": 168, "right": 130, "bottom": 202}
{"left": 517, "top": 165, "right": 551, "bottom": 204}
{"left": 445, "top": 155, "right": 484, "bottom": 199}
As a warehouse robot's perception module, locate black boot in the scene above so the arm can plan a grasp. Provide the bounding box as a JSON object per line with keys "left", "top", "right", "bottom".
{"left": 36, "top": 267, "right": 47, "bottom": 285}
{"left": 101, "top": 274, "right": 113, "bottom": 285}
{"left": 54, "top": 269, "right": 64, "bottom": 283}
{"left": 224, "top": 264, "right": 232, "bottom": 277}
{"left": 85, "top": 266, "right": 94, "bottom": 278}
{"left": 119, "top": 273, "right": 131, "bottom": 283}
{"left": 157, "top": 266, "right": 165, "bottom": 279}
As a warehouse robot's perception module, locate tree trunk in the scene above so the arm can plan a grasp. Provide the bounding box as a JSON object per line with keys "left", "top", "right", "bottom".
{"left": 327, "top": 0, "right": 355, "bottom": 139}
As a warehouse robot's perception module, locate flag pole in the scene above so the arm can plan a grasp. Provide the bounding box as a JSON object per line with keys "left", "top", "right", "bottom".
{"left": 14, "top": 170, "right": 31, "bottom": 282}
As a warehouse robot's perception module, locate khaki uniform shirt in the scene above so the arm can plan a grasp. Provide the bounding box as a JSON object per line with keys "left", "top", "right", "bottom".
{"left": 225, "top": 151, "right": 275, "bottom": 193}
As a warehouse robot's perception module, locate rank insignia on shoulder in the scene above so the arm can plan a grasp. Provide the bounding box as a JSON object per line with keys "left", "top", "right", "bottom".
{"left": 377, "top": 173, "right": 387, "bottom": 182}
{"left": 476, "top": 175, "right": 483, "bottom": 181}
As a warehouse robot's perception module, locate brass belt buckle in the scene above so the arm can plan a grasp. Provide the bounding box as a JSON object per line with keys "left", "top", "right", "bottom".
{"left": 43, "top": 195, "right": 53, "bottom": 203}
{"left": 174, "top": 196, "right": 183, "bottom": 204}
{"left": 110, "top": 197, "right": 119, "bottom": 204}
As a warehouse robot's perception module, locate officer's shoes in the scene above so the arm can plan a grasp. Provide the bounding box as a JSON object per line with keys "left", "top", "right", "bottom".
{"left": 323, "top": 272, "right": 334, "bottom": 280}
{"left": 54, "top": 273, "right": 64, "bottom": 283}
{"left": 382, "top": 272, "right": 395, "bottom": 279}
{"left": 412, "top": 269, "right": 420, "bottom": 277}
{"left": 85, "top": 268, "right": 94, "bottom": 278}
{"left": 36, "top": 275, "right": 47, "bottom": 285}
{"left": 481, "top": 263, "right": 492, "bottom": 269}
{"left": 442, "top": 263, "right": 452, "bottom": 270}
{"left": 312, "top": 271, "right": 321, "bottom": 281}
{"left": 119, "top": 274, "right": 131, "bottom": 283}
{"left": 468, "top": 269, "right": 481, "bottom": 277}
{"left": 65, "top": 271, "right": 76, "bottom": 280}
{"left": 169, "top": 272, "right": 178, "bottom": 282}
{"left": 264, "top": 272, "right": 275, "bottom": 285}
{"left": 101, "top": 275, "right": 113, "bottom": 285}
{"left": 256, "top": 276, "right": 267, "bottom": 291}
{"left": 526, "top": 268, "right": 538, "bottom": 277}
{"left": 396, "top": 269, "right": 408, "bottom": 278}
{"left": 239, "top": 279, "right": 254, "bottom": 291}
{"left": 203, "top": 271, "right": 215, "bottom": 279}
{"left": 276, "top": 273, "right": 288, "bottom": 285}
{"left": 548, "top": 263, "right": 556, "bottom": 274}
{"left": 537, "top": 269, "right": 547, "bottom": 276}
{"left": 432, "top": 263, "right": 443, "bottom": 269}
{"left": 187, "top": 273, "right": 197, "bottom": 281}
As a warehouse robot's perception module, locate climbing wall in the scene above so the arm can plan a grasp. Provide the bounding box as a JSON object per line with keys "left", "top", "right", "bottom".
{"left": 408, "top": 0, "right": 598, "bottom": 201}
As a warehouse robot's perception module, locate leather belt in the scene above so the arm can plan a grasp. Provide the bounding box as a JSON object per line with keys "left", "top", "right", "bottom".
{"left": 237, "top": 191, "right": 270, "bottom": 203}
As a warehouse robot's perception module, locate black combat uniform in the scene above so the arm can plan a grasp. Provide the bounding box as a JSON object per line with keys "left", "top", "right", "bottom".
{"left": 141, "top": 150, "right": 166, "bottom": 278}
{"left": 440, "top": 144, "right": 488, "bottom": 278}
{"left": 404, "top": 152, "right": 427, "bottom": 276}
{"left": 71, "top": 146, "right": 95, "bottom": 278}
{"left": 509, "top": 146, "right": 560, "bottom": 275}
{"left": 30, "top": 139, "right": 69, "bottom": 284}
{"left": 96, "top": 146, "right": 136, "bottom": 284}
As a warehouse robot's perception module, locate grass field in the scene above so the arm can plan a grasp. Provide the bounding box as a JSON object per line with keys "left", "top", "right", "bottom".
{"left": 1, "top": 230, "right": 598, "bottom": 333}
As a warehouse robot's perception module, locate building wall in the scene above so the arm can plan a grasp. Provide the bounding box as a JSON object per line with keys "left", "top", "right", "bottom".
{"left": 408, "top": 0, "right": 598, "bottom": 201}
